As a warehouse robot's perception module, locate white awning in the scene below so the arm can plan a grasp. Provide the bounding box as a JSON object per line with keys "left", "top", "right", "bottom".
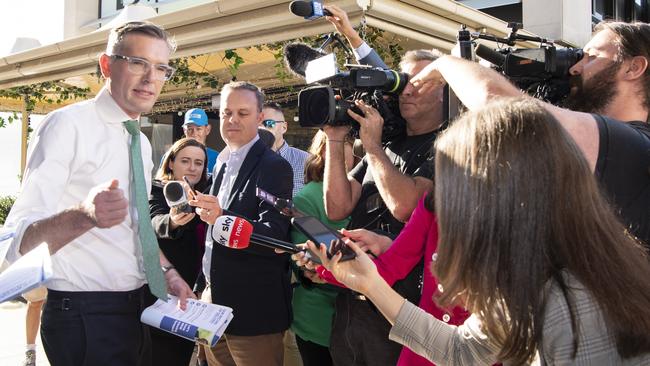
{"left": 0, "top": 0, "right": 537, "bottom": 90}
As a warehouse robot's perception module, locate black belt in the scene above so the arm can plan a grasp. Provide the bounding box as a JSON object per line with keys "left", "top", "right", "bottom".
{"left": 46, "top": 286, "right": 149, "bottom": 311}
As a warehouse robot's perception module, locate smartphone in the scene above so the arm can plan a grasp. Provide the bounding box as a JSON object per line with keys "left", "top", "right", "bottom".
{"left": 182, "top": 176, "right": 198, "bottom": 200}
{"left": 291, "top": 216, "right": 356, "bottom": 264}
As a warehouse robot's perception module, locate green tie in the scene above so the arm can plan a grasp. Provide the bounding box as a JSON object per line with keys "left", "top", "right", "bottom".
{"left": 123, "top": 120, "right": 168, "bottom": 301}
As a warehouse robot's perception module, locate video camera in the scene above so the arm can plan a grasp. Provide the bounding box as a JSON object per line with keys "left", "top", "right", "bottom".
{"left": 285, "top": 43, "right": 407, "bottom": 141}
{"left": 470, "top": 23, "right": 584, "bottom": 104}
{"left": 298, "top": 64, "right": 408, "bottom": 138}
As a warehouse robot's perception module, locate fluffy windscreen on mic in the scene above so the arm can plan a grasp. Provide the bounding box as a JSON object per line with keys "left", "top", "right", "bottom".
{"left": 283, "top": 43, "right": 327, "bottom": 77}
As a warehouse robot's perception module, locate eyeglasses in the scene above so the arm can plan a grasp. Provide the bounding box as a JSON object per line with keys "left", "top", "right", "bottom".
{"left": 262, "top": 119, "right": 286, "bottom": 128}
{"left": 111, "top": 54, "right": 175, "bottom": 81}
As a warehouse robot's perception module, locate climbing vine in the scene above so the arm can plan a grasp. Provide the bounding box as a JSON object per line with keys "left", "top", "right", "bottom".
{"left": 0, "top": 81, "right": 90, "bottom": 127}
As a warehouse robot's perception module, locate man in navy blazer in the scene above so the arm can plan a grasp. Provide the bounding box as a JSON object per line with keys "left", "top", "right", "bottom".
{"left": 190, "top": 81, "right": 293, "bottom": 366}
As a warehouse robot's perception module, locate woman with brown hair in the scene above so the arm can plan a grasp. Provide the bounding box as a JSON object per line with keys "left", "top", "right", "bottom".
{"left": 306, "top": 98, "right": 650, "bottom": 365}
{"left": 148, "top": 137, "right": 209, "bottom": 366}
{"left": 290, "top": 130, "right": 355, "bottom": 366}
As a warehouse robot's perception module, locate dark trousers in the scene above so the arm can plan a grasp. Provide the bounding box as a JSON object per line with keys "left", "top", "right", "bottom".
{"left": 295, "top": 334, "right": 333, "bottom": 366}
{"left": 329, "top": 291, "right": 402, "bottom": 366}
{"left": 41, "top": 286, "right": 153, "bottom": 366}
{"left": 149, "top": 324, "right": 196, "bottom": 365}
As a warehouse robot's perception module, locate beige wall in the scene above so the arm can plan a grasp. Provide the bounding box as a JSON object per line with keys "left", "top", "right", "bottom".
{"left": 523, "top": 0, "right": 592, "bottom": 47}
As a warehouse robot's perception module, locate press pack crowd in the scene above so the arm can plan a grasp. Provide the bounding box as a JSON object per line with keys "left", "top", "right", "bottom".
{"left": 3, "top": 3, "right": 650, "bottom": 366}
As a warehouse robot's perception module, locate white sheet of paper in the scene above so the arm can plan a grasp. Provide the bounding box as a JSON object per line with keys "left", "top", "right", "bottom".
{"left": 0, "top": 242, "right": 51, "bottom": 303}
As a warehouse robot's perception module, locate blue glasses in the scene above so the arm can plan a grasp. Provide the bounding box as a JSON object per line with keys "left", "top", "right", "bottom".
{"left": 262, "top": 119, "right": 286, "bottom": 128}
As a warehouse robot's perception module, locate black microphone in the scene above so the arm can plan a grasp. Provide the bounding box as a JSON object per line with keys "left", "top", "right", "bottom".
{"left": 475, "top": 44, "right": 506, "bottom": 68}
{"left": 289, "top": 0, "right": 332, "bottom": 20}
{"left": 163, "top": 181, "right": 193, "bottom": 213}
{"left": 283, "top": 43, "right": 327, "bottom": 77}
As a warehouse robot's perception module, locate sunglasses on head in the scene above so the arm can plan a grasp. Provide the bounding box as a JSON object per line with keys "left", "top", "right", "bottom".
{"left": 262, "top": 119, "right": 285, "bottom": 128}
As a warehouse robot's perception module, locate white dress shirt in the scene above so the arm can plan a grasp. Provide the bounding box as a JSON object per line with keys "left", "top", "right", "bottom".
{"left": 5, "top": 87, "right": 153, "bottom": 292}
{"left": 202, "top": 134, "right": 259, "bottom": 283}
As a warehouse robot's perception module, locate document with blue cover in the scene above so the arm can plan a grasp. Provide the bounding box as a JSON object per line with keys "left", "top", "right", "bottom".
{"left": 141, "top": 295, "right": 233, "bottom": 347}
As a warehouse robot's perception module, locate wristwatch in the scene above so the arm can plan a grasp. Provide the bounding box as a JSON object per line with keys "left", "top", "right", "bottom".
{"left": 161, "top": 264, "right": 175, "bottom": 274}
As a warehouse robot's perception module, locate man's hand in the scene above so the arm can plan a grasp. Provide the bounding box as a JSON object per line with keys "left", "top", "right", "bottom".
{"left": 165, "top": 269, "right": 197, "bottom": 310}
{"left": 322, "top": 124, "right": 351, "bottom": 141}
{"left": 188, "top": 193, "right": 222, "bottom": 225}
{"left": 341, "top": 228, "right": 393, "bottom": 256}
{"left": 409, "top": 59, "right": 446, "bottom": 95}
{"left": 347, "top": 100, "right": 384, "bottom": 154}
{"left": 82, "top": 179, "right": 128, "bottom": 228}
{"left": 324, "top": 5, "right": 363, "bottom": 48}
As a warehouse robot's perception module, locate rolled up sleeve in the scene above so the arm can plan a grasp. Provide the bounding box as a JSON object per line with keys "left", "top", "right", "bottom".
{"left": 4, "top": 113, "right": 77, "bottom": 262}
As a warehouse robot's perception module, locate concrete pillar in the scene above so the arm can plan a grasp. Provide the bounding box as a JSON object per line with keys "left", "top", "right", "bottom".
{"left": 522, "top": 0, "right": 592, "bottom": 47}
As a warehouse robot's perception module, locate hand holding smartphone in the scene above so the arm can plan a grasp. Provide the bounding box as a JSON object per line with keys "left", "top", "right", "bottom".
{"left": 291, "top": 216, "right": 356, "bottom": 264}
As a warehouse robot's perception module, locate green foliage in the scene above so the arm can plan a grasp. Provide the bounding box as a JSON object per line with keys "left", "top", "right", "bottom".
{"left": 166, "top": 56, "right": 220, "bottom": 96}
{"left": 0, "top": 195, "right": 16, "bottom": 226}
{"left": 0, "top": 111, "right": 18, "bottom": 128}
{"left": 223, "top": 49, "right": 245, "bottom": 78}
{"left": 0, "top": 81, "right": 91, "bottom": 127}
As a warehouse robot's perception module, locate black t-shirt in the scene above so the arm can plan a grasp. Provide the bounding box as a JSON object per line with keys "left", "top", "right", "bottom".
{"left": 594, "top": 115, "right": 650, "bottom": 247}
{"left": 347, "top": 131, "right": 437, "bottom": 235}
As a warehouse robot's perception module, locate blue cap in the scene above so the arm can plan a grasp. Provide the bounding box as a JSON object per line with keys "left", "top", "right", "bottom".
{"left": 183, "top": 108, "right": 208, "bottom": 127}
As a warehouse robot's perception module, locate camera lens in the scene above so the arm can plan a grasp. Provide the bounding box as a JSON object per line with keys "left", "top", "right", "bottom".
{"left": 298, "top": 86, "right": 336, "bottom": 127}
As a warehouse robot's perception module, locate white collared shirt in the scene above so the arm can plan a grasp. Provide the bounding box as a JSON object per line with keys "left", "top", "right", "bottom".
{"left": 202, "top": 134, "right": 259, "bottom": 283}
{"left": 5, "top": 87, "right": 153, "bottom": 292}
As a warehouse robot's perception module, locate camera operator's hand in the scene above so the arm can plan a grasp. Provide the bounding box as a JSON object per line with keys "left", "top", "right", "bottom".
{"left": 322, "top": 124, "right": 351, "bottom": 141}
{"left": 324, "top": 5, "right": 364, "bottom": 48}
{"left": 347, "top": 100, "right": 384, "bottom": 154}
{"left": 409, "top": 59, "right": 446, "bottom": 96}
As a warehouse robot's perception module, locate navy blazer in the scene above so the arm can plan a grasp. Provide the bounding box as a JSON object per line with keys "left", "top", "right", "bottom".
{"left": 208, "top": 139, "right": 294, "bottom": 336}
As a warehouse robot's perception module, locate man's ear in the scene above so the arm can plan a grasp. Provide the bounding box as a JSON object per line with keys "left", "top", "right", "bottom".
{"left": 99, "top": 53, "right": 112, "bottom": 79}
{"left": 257, "top": 110, "right": 265, "bottom": 126}
{"left": 281, "top": 122, "right": 288, "bottom": 134}
{"left": 205, "top": 124, "right": 212, "bottom": 135}
{"left": 623, "top": 55, "right": 648, "bottom": 81}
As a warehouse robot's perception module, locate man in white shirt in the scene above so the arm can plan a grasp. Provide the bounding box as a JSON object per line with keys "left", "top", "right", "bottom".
{"left": 261, "top": 102, "right": 310, "bottom": 197}
{"left": 4, "top": 21, "right": 193, "bottom": 366}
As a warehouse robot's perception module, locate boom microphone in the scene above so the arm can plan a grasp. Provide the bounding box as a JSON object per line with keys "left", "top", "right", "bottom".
{"left": 212, "top": 215, "right": 301, "bottom": 253}
{"left": 289, "top": 0, "right": 332, "bottom": 20}
{"left": 163, "top": 181, "right": 192, "bottom": 213}
{"left": 475, "top": 44, "right": 506, "bottom": 68}
{"left": 283, "top": 43, "right": 327, "bottom": 77}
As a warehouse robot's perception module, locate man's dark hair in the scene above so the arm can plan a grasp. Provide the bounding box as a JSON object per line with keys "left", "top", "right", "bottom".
{"left": 262, "top": 102, "right": 284, "bottom": 115}
{"left": 221, "top": 81, "right": 265, "bottom": 112}
{"left": 595, "top": 21, "right": 650, "bottom": 112}
{"left": 107, "top": 21, "right": 176, "bottom": 55}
